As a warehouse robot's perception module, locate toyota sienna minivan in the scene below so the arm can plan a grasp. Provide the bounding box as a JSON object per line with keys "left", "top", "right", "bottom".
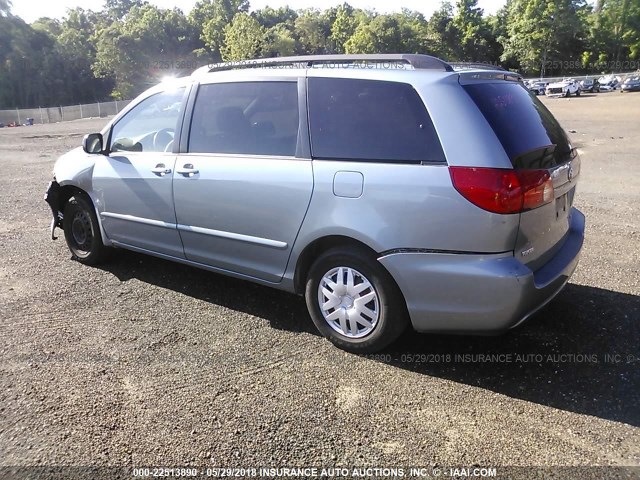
{"left": 45, "top": 54, "right": 585, "bottom": 353}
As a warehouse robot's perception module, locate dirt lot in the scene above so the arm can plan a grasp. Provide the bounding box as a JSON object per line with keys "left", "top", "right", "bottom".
{"left": 0, "top": 92, "right": 639, "bottom": 474}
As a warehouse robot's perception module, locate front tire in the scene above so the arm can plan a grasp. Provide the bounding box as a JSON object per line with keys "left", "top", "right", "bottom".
{"left": 305, "top": 247, "right": 409, "bottom": 353}
{"left": 63, "top": 194, "right": 109, "bottom": 265}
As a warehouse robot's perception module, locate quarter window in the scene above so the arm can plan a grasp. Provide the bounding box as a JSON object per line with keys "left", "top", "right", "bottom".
{"left": 308, "top": 78, "right": 445, "bottom": 163}
{"left": 110, "top": 88, "right": 185, "bottom": 153}
{"left": 188, "top": 82, "right": 299, "bottom": 157}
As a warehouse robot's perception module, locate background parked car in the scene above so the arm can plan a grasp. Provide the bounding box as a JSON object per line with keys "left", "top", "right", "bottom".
{"left": 621, "top": 76, "right": 640, "bottom": 92}
{"left": 527, "top": 80, "right": 547, "bottom": 95}
{"left": 579, "top": 78, "right": 600, "bottom": 93}
{"left": 546, "top": 78, "right": 581, "bottom": 97}
{"left": 598, "top": 75, "right": 619, "bottom": 91}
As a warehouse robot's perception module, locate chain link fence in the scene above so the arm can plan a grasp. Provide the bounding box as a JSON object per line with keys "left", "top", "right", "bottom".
{"left": 0, "top": 100, "right": 132, "bottom": 126}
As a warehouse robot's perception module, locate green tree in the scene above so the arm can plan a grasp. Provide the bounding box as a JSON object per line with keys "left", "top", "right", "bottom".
{"left": 426, "top": 2, "right": 460, "bottom": 59}
{"left": 251, "top": 6, "right": 298, "bottom": 57}
{"left": 453, "top": 0, "right": 494, "bottom": 60}
{"left": 294, "top": 9, "right": 331, "bottom": 54}
{"left": 484, "top": 2, "right": 511, "bottom": 67}
{"left": 262, "top": 24, "right": 296, "bottom": 57}
{"left": 105, "top": 0, "right": 146, "bottom": 21}
{"left": 253, "top": 6, "right": 297, "bottom": 30}
{"left": 93, "top": 4, "right": 199, "bottom": 99}
{"left": 344, "top": 12, "right": 427, "bottom": 54}
{"left": 501, "top": 0, "right": 588, "bottom": 76}
{"left": 3, "top": 0, "right": 640, "bottom": 110}
{"left": 329, "top": 4, "right": 360, "bottom": 53}
{"left": 0, "top": 15, "right": 58, "bottom": 107}
{"left": 31, "top": 17, "right": 62, "bottom": 37}
{"left": 220, "top": 12, "right": 264, "bottom": 61}
{"left": 395, "top": 9, "right": 431, "bottom": 53}
{"left": 56, "top": 9, "right": 113, "bottom": 102}
{"left": 195, "top": 0, "right": 249, "bottom": 59}
{"left": 586, "top": 0, "right": 640, "bottom": 64}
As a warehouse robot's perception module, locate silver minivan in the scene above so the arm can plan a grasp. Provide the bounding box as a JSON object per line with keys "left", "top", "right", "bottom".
{"left": 45, "top": 54, "right": 585, "bottom": 353}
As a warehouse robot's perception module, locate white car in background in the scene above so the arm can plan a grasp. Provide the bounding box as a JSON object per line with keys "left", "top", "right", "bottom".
{"left": 526, "top": 80, "right": 547, "bottom": 95}
{"left": 598, "top": 75, "right": 619, "bottom": 91}
{"left": 545, "top": 78, "right": 581, "bottom": 97}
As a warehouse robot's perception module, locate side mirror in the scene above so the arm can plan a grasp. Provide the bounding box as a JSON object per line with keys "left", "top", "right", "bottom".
{"left": 82, "top": 133, "right": 104, "bottom": 154}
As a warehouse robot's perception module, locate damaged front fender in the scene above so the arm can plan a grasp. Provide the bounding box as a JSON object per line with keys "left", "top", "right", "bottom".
{"left": 44, "top": 180, "right": 63, "bottom": 240}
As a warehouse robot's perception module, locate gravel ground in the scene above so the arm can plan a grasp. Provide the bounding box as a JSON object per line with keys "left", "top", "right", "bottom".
{"left": 0, "top": 92, "right": 639, "bottom": 474}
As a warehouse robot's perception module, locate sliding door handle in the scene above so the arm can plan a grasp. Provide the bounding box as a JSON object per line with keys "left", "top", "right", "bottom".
{"left": 151, "top": 164, "right": 171, "bottom": 176}
{"left": 176, "top": 164, "right": 199, "bottom": 177}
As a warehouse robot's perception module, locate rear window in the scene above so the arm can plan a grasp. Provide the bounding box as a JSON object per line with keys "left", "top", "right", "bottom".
{"left": 463, "top": 82, "right": 573, "bottom": 169}
{"left": 308, "top": 78, "right": 445, "bottom": 163}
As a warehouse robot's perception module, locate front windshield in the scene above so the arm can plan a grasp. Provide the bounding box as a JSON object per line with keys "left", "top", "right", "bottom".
{"left": 110, "top": 88, "right": 185, "bottom": 153}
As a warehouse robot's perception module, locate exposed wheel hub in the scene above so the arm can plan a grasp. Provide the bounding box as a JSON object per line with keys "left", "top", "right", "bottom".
{"left": 71, "top": 211, "right": 92, "bottom": 252}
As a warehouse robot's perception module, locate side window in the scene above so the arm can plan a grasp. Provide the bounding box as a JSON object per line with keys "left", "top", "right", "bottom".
{"left": 110, "top": 87, "right": 185, "bottom": 153}
{"left": 308, "top": 78, "right": 445, "bottom": 163}
{"left": 188, "top": 82, "right": 299, "bottom": 157}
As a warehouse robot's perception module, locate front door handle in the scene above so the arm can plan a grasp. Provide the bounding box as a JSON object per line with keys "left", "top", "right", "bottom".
{"left": 176, "top": 164, "right": 199, "bottom": 177}
{"left": 151, "top": 164, "right": 171, "bottom": 176}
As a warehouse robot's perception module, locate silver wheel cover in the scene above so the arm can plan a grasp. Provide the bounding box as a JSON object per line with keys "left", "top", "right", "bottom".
{"left": 317, "top": 266, "right": 380, "bottom": 339}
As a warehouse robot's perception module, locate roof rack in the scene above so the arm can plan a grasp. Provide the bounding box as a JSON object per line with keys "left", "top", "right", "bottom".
{"left": 449, "top": 62, "right": 507, "bottom": 72}
{"left": 193, "top": 54, "right": 454, "bottom": 75}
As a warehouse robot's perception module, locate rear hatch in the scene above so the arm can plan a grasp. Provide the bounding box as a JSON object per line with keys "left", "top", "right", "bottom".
{"left": 462, "top": 80, "right": 580, "bottom": 271}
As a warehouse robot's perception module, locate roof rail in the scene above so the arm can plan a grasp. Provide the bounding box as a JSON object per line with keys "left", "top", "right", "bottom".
{"left": 193, "top": 54, "right": 454, "bottom": 76}
{"left": 449, "top": 62, "right": 507, "bottom": 72}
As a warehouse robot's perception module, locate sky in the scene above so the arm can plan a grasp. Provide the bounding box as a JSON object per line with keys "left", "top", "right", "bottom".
{"left": 12, "top": 0, "right": 507, "bottom": 24}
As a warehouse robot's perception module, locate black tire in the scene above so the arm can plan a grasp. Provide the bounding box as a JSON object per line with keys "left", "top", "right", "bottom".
{"left": 576, "top": 89, "right": 581, "bottom": 96}
{"left": 564, "top": 89, "right": 571, "bottom": 98}
{"left": 63, "top": 194, "right": 109, "bottom": 265}
{"left": 305, "top": 246, "right": 409, "bottom": 353}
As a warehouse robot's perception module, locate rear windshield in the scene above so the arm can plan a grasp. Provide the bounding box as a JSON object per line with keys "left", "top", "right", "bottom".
{"left": 463, "top": 82, "right": 572, "bottom": 169}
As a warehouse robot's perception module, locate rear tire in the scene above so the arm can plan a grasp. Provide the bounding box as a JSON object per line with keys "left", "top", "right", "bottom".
{"left": 305, "top": 247, "right": 409, "bottom": 353}
{"left": 63, "top": 194, "right": 109, "bottom": 265}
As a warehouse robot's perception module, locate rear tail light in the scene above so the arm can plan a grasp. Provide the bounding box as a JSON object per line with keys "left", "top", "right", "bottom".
{"left": 518, "top": 169, "right": 554, "bottom": 210}
{"left": 449, "top": 166, "right": 554, "bottom": 214}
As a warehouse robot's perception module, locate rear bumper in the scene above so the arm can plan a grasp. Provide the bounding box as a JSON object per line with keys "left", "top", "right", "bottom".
{"left": 378, "top": 208, "right": 585, "bottom": 333}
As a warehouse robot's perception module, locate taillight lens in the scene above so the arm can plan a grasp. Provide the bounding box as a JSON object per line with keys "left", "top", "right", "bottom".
{"left": 449, "top": 167, "right": 554, "bottom": 214}
{"left": 518, "top": 170, "right": 554, "bottom": 211}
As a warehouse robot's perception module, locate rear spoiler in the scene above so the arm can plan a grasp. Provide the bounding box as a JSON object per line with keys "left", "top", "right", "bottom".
{"left": 458, "top": 71, "right": 523, "bottom": 85}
